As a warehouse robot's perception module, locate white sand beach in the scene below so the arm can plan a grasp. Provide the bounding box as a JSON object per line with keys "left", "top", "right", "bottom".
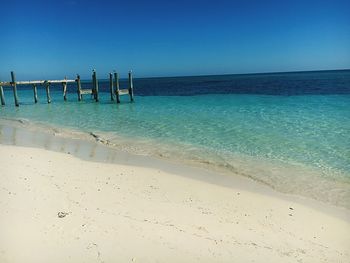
{"left": 0, "top": 144, "right": 349, "bottom": 262}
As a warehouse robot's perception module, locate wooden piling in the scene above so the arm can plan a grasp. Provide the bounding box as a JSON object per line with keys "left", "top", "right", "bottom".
{"left": 33, "top": 84, "right": 38, "bottom": 103}
{"left": 109, "top": 73, "right": 114, "bottom": 101}
{"left": 76, "top": 74, "right": 82, "bottom": 101}
{"left": 114, "top": 72, "right": 120, "bottom": 103}
{"left": 45, "top": 81, "right": 51, "bottom": 103}
{"left": 63, "top": 83, "right": 67, "bottom": 101}
{"left": 91, "top": 72, "right": 95, "bottom": 98}
{"left": 92, "top": 70, "right": 99, "bottom": 102}
{"left": 128, "top": 71, "right": 134, "bottom": 102}
{"left": 0, "top": 85, "right": 5, "bottom": 106}
{"left": 11, "top": 71, "right": 19, "bottom": 107}
{"left": 63, "top": 76, "right": 68, "bottom": 101}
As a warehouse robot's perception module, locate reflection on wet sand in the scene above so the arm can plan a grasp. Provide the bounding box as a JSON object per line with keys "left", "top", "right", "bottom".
{"left": 0, "top": 124, "right": 124, "bottom": 165}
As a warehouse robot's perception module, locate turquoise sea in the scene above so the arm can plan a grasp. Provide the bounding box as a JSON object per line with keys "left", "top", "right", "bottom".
{"left": 1, "top": 70, "right": 349, "bottom": 207}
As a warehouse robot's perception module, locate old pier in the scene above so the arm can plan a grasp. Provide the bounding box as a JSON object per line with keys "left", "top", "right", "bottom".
{"left": 0, "top": 70, "right": 134, "bottom": 106}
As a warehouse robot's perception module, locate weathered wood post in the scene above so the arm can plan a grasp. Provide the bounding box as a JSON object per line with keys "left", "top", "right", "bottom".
{"left": 76, "top": 74, "right": 82, "bottom": 101}
{"left": 11, "top": 71, "right": 19, "bottom": 107}
{"left": 0, "top": 84, "right": 5, "bottom": 106}
{"left": 63, "top": 76, "right": 68, "bottom": 101}
{"left": 63, "top": 83, "right": 67, "bottom": 101}
{"left": 91, "top": 71, "right": 95, "bottom": 99}
{"left": 92, "top": 70, "right": 99, "bottom": 102}
{"left": 128, "top": 70, "right": 134, "bottom": 102}
{"left": 114, "top": 72, "right": 120, "bottom": 103}
{"left": 33, "top": 84, "right": 38, "bottom": 103}
{"left": 45, "top": 81, "right": 51, "bottom": 103}
{"left": 109, "top": 72, "right": 114, "bottom": 101}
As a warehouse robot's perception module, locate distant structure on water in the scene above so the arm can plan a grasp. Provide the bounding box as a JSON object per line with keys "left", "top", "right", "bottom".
{"left": 0, "top": 70, "right": 134, "bottom": 106}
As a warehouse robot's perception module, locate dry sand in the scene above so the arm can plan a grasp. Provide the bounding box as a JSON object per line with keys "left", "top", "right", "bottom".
{"left": 0, "top": 144, "right": 349, "bottom": 262}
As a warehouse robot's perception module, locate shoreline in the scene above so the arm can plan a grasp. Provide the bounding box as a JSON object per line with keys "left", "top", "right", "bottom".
{"left": 1, "top": 144, "right": 350, "bottom": 261}
{"left": 0, "top": 117, "right": 349, "bottom": 212}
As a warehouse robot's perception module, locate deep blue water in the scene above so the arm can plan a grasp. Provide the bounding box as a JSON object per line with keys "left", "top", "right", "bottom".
{"left": 132, "top": 70, "right": 350, "bottom": 96}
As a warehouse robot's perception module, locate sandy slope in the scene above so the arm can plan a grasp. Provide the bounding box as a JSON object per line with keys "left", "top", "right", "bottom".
{"left": 0, "top": 145, "right": 349, "bottom": 262}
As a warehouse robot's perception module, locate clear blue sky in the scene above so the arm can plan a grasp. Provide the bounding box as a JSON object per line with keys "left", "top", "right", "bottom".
{"left": 0, "top": 0, "right": 349, "bottom": 79}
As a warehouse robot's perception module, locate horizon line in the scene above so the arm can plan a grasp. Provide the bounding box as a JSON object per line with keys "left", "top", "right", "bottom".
{"left": 137, "top": 68, "right": 350, "bottom": 80}
{"left": 1, "top": 68, "right": 349, "bottom": 81}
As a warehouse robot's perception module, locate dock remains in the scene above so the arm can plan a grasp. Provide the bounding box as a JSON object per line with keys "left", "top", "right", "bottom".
{"left": 0, "top": 70, "right": 134, "bottom": 106}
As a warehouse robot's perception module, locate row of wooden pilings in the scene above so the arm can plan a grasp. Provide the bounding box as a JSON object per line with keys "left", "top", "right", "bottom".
{"left": 0, "top": 70, "right": 134, "bottom": 107}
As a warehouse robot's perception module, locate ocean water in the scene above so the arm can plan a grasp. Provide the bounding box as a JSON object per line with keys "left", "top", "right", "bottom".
{"left": 1, "top": 70, "right": 350, "bottom": 207}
